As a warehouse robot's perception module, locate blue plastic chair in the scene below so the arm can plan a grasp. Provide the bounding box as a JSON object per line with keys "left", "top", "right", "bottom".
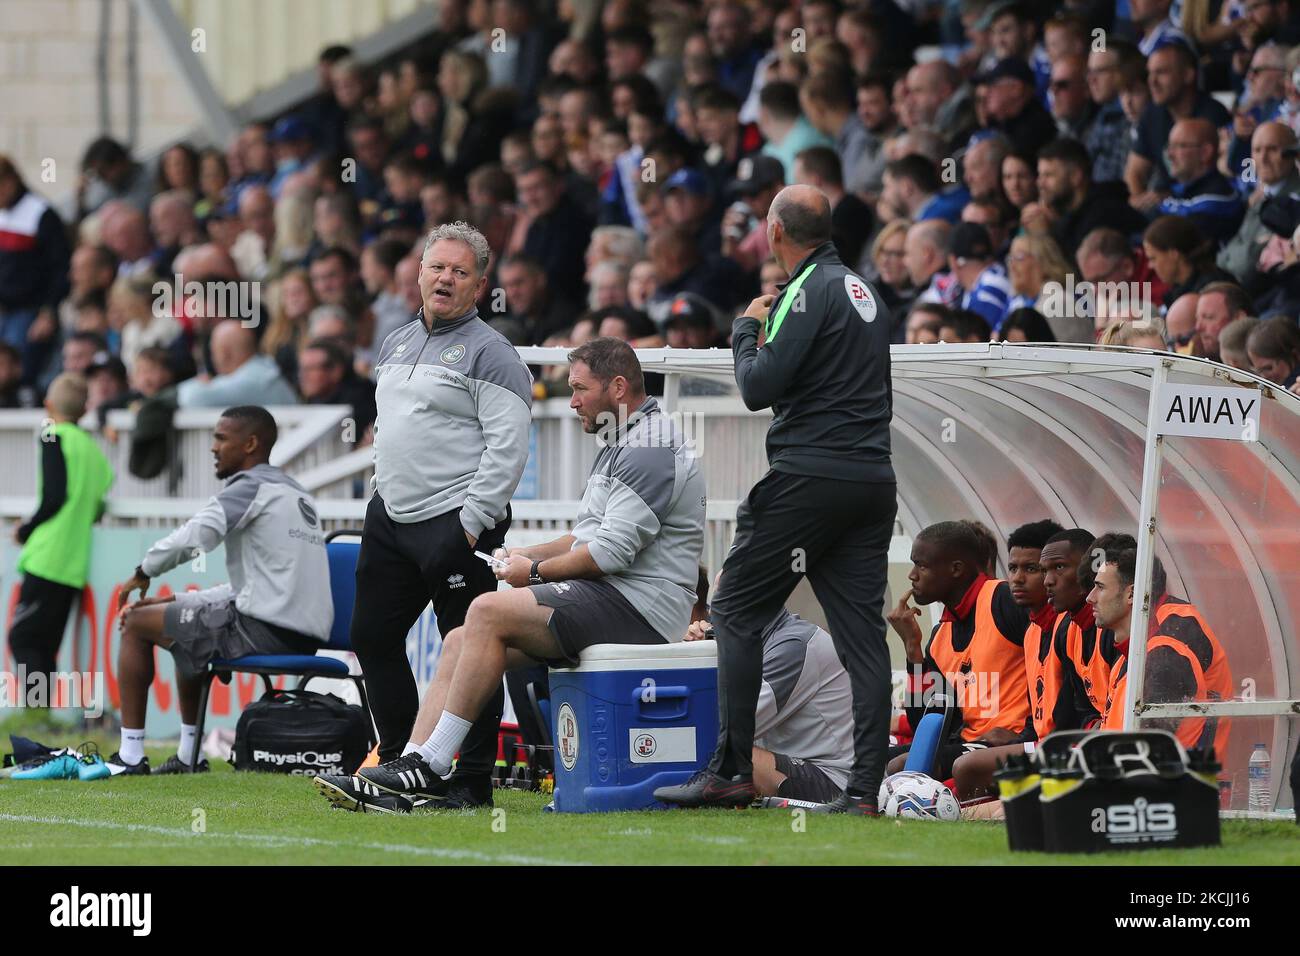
{"left": 903, "top": 692, "right": 957, "bottom": 777}
{"left": 189, "top": 530, "right": 376, "bottom": 770}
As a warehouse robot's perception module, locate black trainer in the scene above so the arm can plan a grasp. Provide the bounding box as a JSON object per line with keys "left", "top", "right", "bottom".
{"left": 154, "top": 754, "right": 210, "bottom": 775}
{"left": 105, "top": 753, "right": 151, "bottom": 776}
{"left": 653, "top": 770, "right": 756, "bottom": 808}
{"left": 355, "top": 752, "right": 447, "bottom": 799}
{"left": 824, "top": 790, "right": 879, "bottom": 816}
{"left": 313, "top": 774, "right": 413, "bottom": 814}
{"left": 438, "top": 773, "right": 494, "bottom": 809}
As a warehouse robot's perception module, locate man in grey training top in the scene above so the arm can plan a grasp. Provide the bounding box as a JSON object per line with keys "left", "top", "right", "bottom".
{"left": 315, "top": 337, "right": 706, "bottom": 812}
{"left": 330, "top": 221, "right": 534, "bottom": 811}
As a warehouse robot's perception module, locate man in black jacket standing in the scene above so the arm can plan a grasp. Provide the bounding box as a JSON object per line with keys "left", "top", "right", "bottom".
{"left": 656, "top": 185, "right": 897, "bottom": 814}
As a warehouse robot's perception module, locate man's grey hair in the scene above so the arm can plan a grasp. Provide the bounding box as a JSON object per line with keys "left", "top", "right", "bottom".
{"left": 590, "top": 225, "right": 645, "bottom": 267}
{"left": 770, "top": 189, "right": 832, "bottom": 247}
{"left": 422, "top": 221, "right": 492, "bottom": 277}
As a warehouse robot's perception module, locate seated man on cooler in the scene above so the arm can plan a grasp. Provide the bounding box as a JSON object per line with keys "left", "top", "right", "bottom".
{"left": 884, "top": 520, "right": 1032, "bottom": 781}
{"left": 313, "top": 337, "right": 706, "bottom": 812}
{"left": 110, "top": 406, "right": 333, "bottom": 774}
{"left": 686, "top": 572, "right": 853, "bottom": 803}
{"left": 1086, "top": 533, "right": 1232, "bottom": 757}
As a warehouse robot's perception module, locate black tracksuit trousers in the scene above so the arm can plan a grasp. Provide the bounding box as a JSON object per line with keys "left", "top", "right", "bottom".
{"left": 350, "top": 494, "right": 510, "bottom": 773}
{"left": 7, "top": 573, "right": 81, "bottom": 678}
{"left": 707, "top": 470, "right": 896, "bottom": 799}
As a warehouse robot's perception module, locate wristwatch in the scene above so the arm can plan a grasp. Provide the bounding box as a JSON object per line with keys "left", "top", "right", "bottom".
{"left": 529, "top": 560, "right": 545, "bottom": 585}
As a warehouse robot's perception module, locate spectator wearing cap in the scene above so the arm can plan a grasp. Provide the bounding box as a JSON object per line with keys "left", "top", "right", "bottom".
{"left": 663, "top": 168, "right": 723, "bottom": 262}
{"left": 723, "top": 156, "right": 785, "bottom": 273}
{"left": 1219, "top": 122, "right": 1300, "bottom": 288}
{"left": 976, "top": 57, "right": 1058, "bottom": 156}
{"left": 794, "top": 146, "right": 875, "bottom": 271}
{"left": 665, "top": 293, "right": 724, "bottom": 349}
{"left": 1084, "top": 39, "right": 1143, "bottom": 184}
{"left": 947, "top": 221, "right": 1014, "bottom": 333}
{"left": 801, "top": 72, "right": 875, "bottom": 197}
{"left": 881, "top": 154, "right": 964, "bottom": 225}
{"left": 178, "top": 320, "right": 297, "bottom": 408}
{"left": 1126, "top": 42, "right": 1232, "bottom": 210}
{"left": 510, "top": 160, "right": 593, "bottom": 305}
{"left": 73, "top": 137, "right": 154, "bottom": 219}
{"left": 758, "top": 81, "right": 834, "bottom": 183}
{"left": 1021, "top": 138, "right": 1148, "bottom": 260}
{"left": 298, "top": 336, "right": 378, "bottom": 437}
{"left": 267, "top": 115, "right": 318, "bottom": 200}
{"left": 496, "top": 253, "right": 578, "bottom": 346}
{"left": 1154, "top": 118, "right": 1245, "bottom": 246}
{"left": 0, "top": 156, "right": 70, "bottom": 386}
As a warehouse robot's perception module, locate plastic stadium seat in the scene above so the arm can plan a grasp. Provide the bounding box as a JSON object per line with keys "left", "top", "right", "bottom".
{"left": 903, "top": 692, "right": 957, "bottom": 778}
{"left": 189, "top": 530, "right": 376, "bottom": 771}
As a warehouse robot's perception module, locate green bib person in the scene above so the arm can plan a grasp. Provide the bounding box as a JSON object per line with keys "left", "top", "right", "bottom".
{"left": 9, "top": 373, "right": 114, "bottom": 681}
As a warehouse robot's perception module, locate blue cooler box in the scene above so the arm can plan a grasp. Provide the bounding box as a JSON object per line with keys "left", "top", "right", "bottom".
{"left": 549, "top": 641, "right": 718, "bottom": 812}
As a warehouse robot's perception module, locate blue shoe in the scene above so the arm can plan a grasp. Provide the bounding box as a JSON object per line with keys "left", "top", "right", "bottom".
{"left": 76, "top": 746, "right": 111, "bottom": 781}
{"left": 13, "top": 751, "right": 79, "bottom": 780}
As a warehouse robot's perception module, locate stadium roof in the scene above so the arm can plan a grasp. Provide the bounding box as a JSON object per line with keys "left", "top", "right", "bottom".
{"left": 521, "top": 342, "right": 1300, "bottom": 775}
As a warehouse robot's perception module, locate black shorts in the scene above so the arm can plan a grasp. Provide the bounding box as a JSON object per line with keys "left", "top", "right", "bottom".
{"left": 888, "top": 740, "right": 988, "bottom": 780}
{"left": 163, "top": 591, "right": 319, "bottom": 679}
{"left": 773, "top": 753, "right": 844, "bottom": 804}
{"left": 529, "top": 578, "right": 664, "bottom": 667}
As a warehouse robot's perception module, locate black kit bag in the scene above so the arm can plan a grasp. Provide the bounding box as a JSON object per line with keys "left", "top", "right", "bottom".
{"left": 233, "top": 689, "right": 368, "bottom": 776}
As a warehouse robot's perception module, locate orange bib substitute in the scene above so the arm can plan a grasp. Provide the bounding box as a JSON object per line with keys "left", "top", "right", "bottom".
{"left": 1103, "top": 634, "right": 1226, "bottom": 755}
{"left": 1025, "top": 612, "right": 1066, "bottom": 739}
{"left": 1066, "top": 617, "right": 1115, "bottom": 717}
{"left": 929, "top": 579, "right": 1031, "bottom": 741}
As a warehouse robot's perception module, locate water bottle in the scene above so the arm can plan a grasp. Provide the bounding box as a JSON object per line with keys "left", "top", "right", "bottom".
{"left": 1247, "top": 743, "right": 1271, "bottom": 814}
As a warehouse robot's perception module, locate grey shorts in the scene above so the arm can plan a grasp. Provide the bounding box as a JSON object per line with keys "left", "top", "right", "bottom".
{"left": 773, "top": 753, "right": 844, "bottom": 804}
{"left": 528, "top": 578, "right": 665, "bottom": 667}
{"left": 163, "top": 591, "right": 319, "bottom": 678}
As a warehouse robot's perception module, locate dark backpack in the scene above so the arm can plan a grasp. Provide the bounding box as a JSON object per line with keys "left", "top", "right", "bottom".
{"left": 232, "top": 689, "right": 368, "bottom": 776}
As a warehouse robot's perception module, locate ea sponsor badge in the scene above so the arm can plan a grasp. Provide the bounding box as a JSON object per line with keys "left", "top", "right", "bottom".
{"left": 844, "top": 274, "right": 877, "bottom": 323}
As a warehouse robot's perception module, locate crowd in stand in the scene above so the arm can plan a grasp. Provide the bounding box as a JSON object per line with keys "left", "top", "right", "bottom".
{"left": 4, "top": 0, "right": 1300, "bottom": 465}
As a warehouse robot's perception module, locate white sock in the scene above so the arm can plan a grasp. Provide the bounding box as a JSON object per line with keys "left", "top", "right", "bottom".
{"left": 119, "top": 728, "right": 145, "bottom": 765}
{"left": 401, "top": 741, "right": 418, "bottom": 757}
{"left": 178, "top": 724, "right": 197, "bottom": 764}
{"left": 416, "top": 712, "right": 472, "bottom": 776}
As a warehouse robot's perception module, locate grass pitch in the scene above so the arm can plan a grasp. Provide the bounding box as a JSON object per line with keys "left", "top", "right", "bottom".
{"left": 1, "top": 745, "right": 1296, "bottom": 865}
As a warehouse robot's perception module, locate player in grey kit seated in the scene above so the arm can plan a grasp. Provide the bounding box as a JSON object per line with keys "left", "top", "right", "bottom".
{"left": 110, "top": 406, "right": 333, "bottom": 775}
{"left": 685, "top": 572, "right": 854, "bottom": 803}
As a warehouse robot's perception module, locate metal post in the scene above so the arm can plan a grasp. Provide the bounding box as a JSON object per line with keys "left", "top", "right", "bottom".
{"left": 1123, "top": 357, "right": 1171, "bottom": 729}
{"left": 132, "top": 0, "right": 237, "bottom": 145}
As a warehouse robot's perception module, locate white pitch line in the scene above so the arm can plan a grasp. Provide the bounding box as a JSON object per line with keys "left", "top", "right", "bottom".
{"left": 0, "top": 813, "right": 583, "bottom": 866}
